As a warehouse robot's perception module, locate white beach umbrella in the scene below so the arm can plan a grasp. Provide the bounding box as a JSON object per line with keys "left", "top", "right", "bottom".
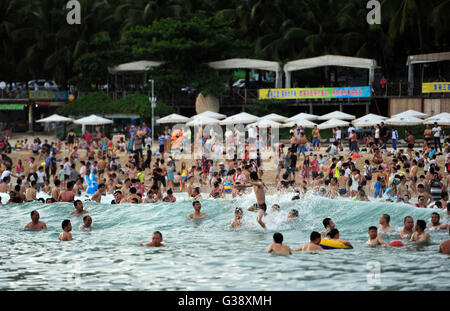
{"left": 283, "top": 118, "right": 318, "bottom": 128}
{"left": 246, "top": 119, "right": 282, "bottom": 128}
{"left": 285, "top": 112, "right": 319, "bottom": 122}
{"left": 354, "top": 113, "right": 387, "bottom": 122}
{"left": 219, "top": 112, "right": 259, "bottom": 125}
{"left": 317, "top": 118, "right": 350, "bottom": 130}
{"left": 353, "top": 115, "right": 386, "bottom": 127}
{"left": 191, "top": 111, "right": 226, "bottom": 120}
{"left": 186, "top": 116, "right": 220, "bottom": 126}
{"left": 391, "top": 110, "right": 429, "bottom": 119}
{"left": 385, "top": 115, "right": 424, "bottom": 126}
{"left": 36, "top": 114, "right": 74, "bottom": 123}
{"left": 73, "top": 114, "right": 113, "bottom": 125}
{"left": 318, "top": 111, "right": 356, "bottom": 120}
{"left": 156, "top": 113, "right": 190, "bottom": 124}
{"left": 258, "top": 113, "right": 288, "bottom": 122}
{"left": 423, "top": 114, "right": 450, "bottom": 126}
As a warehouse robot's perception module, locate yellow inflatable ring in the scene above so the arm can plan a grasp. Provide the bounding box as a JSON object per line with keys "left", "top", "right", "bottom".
{"left": 319, "top": 239, "right": 351, "bottom": 249}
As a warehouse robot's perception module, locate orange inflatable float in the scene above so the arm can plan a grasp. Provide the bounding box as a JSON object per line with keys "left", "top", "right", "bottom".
{"left": 172, "top": 130, "right": 183, "bottom": 142}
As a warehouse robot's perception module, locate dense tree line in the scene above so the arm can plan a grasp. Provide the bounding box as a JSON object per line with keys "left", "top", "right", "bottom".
{"left": 1, "top": 0, "right": 449, "bottom": 92}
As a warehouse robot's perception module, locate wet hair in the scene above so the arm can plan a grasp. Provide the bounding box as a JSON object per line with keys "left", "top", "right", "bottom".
{"left": 310, "top": 231, "right": 320, "bottom": 242}
{"left": 167, "top": 189, "right": 173, "bottom": 195}
{"left": 14, "top": 185, "right": 21, "bottom": 192}
{"left": 290, "top": 209, "right": 299, "bottom": 217}
{"left": 328, "top": 228, "right": 339, "bottom": 238}
{"left": 83, "top": 215, "right": 90, "bottom": 222}
{"left": 416, "top": 220, "right": 426, "bottom": 231}
{"left": 131, "top": 198, "right": 139, "bottom": 203}
{"left": 323, "top": 218, "right": 332, "bottom": 228}
{"left": 431, "top": 212, "right": 440, "bottom": 220}
{"left": 368, "top": 226, "right": 377, "bottom": 232}
{"left": 153, "top": 231, "right": 162, "bottom": 239}
{"left": 46, "top": 198, "right": 55, "bottom": 203}
{"left": 272, "top": 204, "right": 280, "bottom": 210}
{"left": 37, "top": 198, "right": 45, "bottom": 203}
{"left": 435, "top": 201, "right": 442, "bottom": 208}
{"left": 31, "top": 210, "right": 37, "bottom": 217}
{"left": 61, "top": 219, "right": 71, "bottom": 229}
{"left": 273, "top": 232, "right": 283, "bottom": 244}
{"left": 73, "top": 200, "right": 82, "bottom": 207}
{"left": 404, "top": 216, "right": 413, "bottom": 223}
{"left": 235, "top": 207, "right": 243, "bottom": 214}
{"left": 192, "top": 200, "right": 200, "bottom": 206}
{"left": 130, "top": 187, "right": 137, "bottom": 194}
{"left": 382, "top": 214, "right": 390, "bottom": 224}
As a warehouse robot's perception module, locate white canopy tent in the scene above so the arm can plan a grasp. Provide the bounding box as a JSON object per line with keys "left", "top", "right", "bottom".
{"left": 258, "top": 113, "right": 288, "bottom": 122}
{"left": 156, "top": 113, "right": 190, "bottom": 124}
{"left": 219, "top": 112, "right": 259, "bottom": 125}
{"left": 285, "top": 112, "right": 319, "bottom": 122}
{"left": 186, "top": 116, "right": 220, "bottom": 127}
{"left": 283, "top": 118, "right": 317, "bottom": 128}
{"left": 108, "top": 60, "right": 165, "bottom": 74}
{"left": 208, "top": 58, "right": 283, "bottom": 88}
{"left": 246, "top": 119, "right": 282, "bottom": 128}
{"left": 318, "top": 111, "right": 356, "bottom": 121}
{"left": 36, "top": 114, "right": 74, "bottom": 123}
{"left": 284, "top": 55, "right": 377, "bottom": 88}
{"left": 191, "top": 111, "right": 226, "bottom": 120}
{"left": 391, "top": 110, "right": 429, "bottom": 119}
{"left": 317, "top": 118, "right": 350, "bottom": 130}
{"left": 385, "top": 115, "right": 424, "bottom": 126}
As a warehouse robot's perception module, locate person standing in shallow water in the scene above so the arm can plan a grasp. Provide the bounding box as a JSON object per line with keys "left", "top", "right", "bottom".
{"left": 140, "top": 231, "right": 166, "bottom": 247}
{"left": 267, "top": 232, "right": 292, "bottom": 255}
{"left": 24, "top": 210, "right": 47, "bottom": 230}
{"left": 59, "top": 219, "right": 72, "bottom": 241}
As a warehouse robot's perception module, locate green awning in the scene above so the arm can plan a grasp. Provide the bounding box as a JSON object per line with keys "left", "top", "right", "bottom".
{"left": 0, "top": 104, "right": 25, "bottom": 110}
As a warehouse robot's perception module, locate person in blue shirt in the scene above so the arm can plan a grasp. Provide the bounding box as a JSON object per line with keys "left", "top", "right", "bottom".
{"left": 374, "top": 176, "right": 382, "bottom": 198}
{"left": 158, "top": 133, "right": 165, "bottom": 154}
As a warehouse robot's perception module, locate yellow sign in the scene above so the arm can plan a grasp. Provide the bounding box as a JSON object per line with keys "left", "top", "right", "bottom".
{"left": 422, "top": 82, "right": 450, "bottom": 93}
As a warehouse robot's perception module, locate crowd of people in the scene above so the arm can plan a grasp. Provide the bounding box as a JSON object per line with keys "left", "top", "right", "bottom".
{"left": 1, "top": 118, "right": 449, "bottom": 253}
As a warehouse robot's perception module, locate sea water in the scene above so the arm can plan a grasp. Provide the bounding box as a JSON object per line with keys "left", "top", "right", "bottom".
{"left": 0, "top": 191, "right": 449, "bottom": 291}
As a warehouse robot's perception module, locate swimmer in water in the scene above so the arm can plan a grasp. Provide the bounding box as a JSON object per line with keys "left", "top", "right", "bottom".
{"left": 188, "top": 200, "right": 207, "bottom": 219}
{"left": 427, "top": 212, "right": 449, "bottom": 230}
{"left": 139, "top": 231, "right": 166, "bottom": 247}
{"left": 245, "top": 171, "right": 267, "bottom": 229}
{"left": 320, "top": 218, "right": 335, "bottom": 237}
{"left": 296, "top": 231, "right": 323, "bottom": 251}
{"left": 80, "top": 215, "right": 92, "bottom": 230}
{"left": 70, "top": 200, "right": 88, "bottom": 215}
{"left": 326, "top": 228, "right": 353, "bottom": 248}
{"left": 378, "top": 214, "right": 396, "bottom": 233}
{"left": 271, "top": 204, "right": 280, "bottom": 213}
{"left": 367, "top": 226, "right": 388, "bottom": 246}
{"left": 24, "top": 210, "right": 47, "bottom": 230}
{"left": 288, "top": 209, "right": 298, "bottom": 219}
{"left": 59, "top": 219, "right": 72, "bottom": 241}
{"left": 231, "top": 207, "right": 243, "bottom": 228}
{"left": 439, "top": 232, "right": 450, "bottom": 254}
{"left": 410, "top": 220, "right": 430, "bottom": 244}
{"left": 399, "top": 216, "right": 414, "bottom": 239}
{"left": 267, "top": 232, "right": 292, "bottom": 255}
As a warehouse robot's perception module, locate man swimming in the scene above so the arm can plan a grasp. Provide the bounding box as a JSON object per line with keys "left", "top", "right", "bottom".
{"left": 326, "top": 228, "right": 353, "bottom": 248}
{"left": 288, "top": 209, "right": 299, "bottom": 219}
{"left": 399, "top": 216, "right": 414, "bottom": 239}
{"left": 139, "top": 231, "right": 166, "bottom": 247}
{"left": 231, "top": 207, "right": 243, "bottom": 228}
{"left": 427, "top": 212, "right": 449, "bottom": 230}
{"left": 296, "top": 231, "right": 323, "bottom": 251}
{"left": 80, "top": 215, "right": 92, "bottom": 230}
{"left": 378, "top": 214, "right": 396, "bottom": 233}
{"left": 410, "top": 220, "right": 430, "bottom": 244}
{"left": 59, "top": 219, "right": 73, "bottom": 241}
{"left": 271, "top": 204, "right": 280, "bottom": 213}
{"left": 320, "top": 218, "right": 335, "bottom": 237}
{"left": 188, "top": 200, "right": 207, "bottom": 219}
{"left": 267, "top": 232, "right": 292, "bottom": 255}
{"left": 24, "top": 210, "right": 47, "bottom": 230}
{"left": 70, "top": 200, "right": 88, "bottom": 215}
{"left": 367, "top": 226, "right": 388, "bottom": 246}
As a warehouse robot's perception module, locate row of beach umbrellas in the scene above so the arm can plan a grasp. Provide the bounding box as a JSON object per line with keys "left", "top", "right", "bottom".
{"left": 156, "top": 109, "right": 450, "bottom": 129}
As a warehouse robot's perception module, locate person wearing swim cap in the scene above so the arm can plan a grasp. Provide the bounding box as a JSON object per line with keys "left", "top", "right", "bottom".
{"left": 327, "top": 228, "right": 353, "bottom": 248}
{"left": 70, "top": 200, "right": 88, "bottom": 215}
{"left": 296, "top": 231, "right": 323, "bottom": 251}
{"left": 24, "top": 210, "right": 47, "bottom": 230}
{"left": 378, "top": 214, "right": 395, "bottom": 233}
{"left": 320, "top": 218, "right": 335, "bottom": 237}
{"left": 188, "top": 201, "right": 206, "bottom": 219}
{"left": 367, "top": 226, "right": 388, "bottom": 246}
{"left": 411, "top": 220, "right": 430, "bottom": 244}
{"left": 139, "top": 231, "right": 166, "bottom": 247}
{"left": 243, "top": 171, "right": 267, "bottom": 229}
{"left": 59, "top": 219, "right": 72, "bottom": 241}
{"left": 231, "top": 207, "right": 243, "bottom": 228}
{"left": 267, "top": 232, "right": 292, "bottom": 255}
{"left": 400, "top": 216, "right": 414, "bottom": 240}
